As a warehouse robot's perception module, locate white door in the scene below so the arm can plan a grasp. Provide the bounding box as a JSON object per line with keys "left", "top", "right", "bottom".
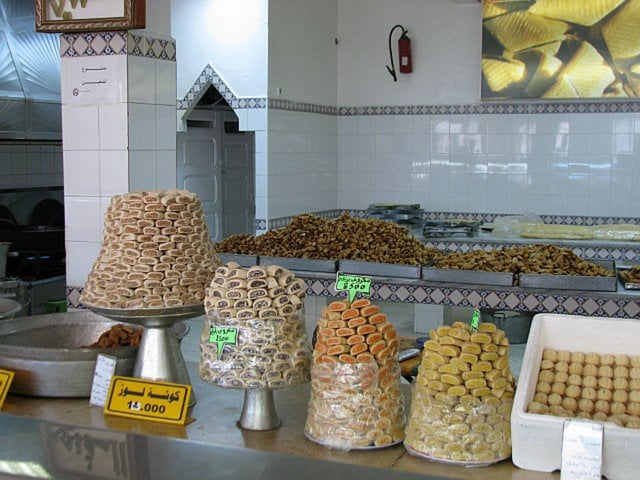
{"left": 176, "top": 112, "right": 223, "bottom": 241}
{"left": 221, "top": 111, "right": 255, "bottom": 236}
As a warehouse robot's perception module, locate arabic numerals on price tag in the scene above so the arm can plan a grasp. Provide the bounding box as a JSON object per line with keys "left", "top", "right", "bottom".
{"left": 127, "top": 400, "right": 166, "bottom": 414}
{"left": 127, "top": 401, "right": 141, "bottom": 411}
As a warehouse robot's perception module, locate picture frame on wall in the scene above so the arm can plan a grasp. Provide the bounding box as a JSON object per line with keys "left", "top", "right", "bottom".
{"left": 35, "top": 0, "right": 145, "bottom": 33}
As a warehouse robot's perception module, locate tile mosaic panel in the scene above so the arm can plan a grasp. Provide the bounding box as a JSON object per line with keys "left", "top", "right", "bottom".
{"left": 269, "top": 99, "right": 338, "bottom": 115}
{"left": 66, "top": 286, "right": 85, "bottom": 309}
{"left": 60, "top": 32, "right": 175, "bottom": 61}
{"left": 128, "top": 34, "right": 176, "bottom": 61}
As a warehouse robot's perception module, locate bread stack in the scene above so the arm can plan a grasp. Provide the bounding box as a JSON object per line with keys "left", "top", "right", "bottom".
{"left": 80, "top": 190, "right": 219, "bottom": 309}
{"left": 199, "top": 263, "right": 310, "bottom": 389}
{"left": 404, "top": 321, "right": 514, "bottom": 464}
{"left": 304, "top": 299, "right": 405, "bottom": 449}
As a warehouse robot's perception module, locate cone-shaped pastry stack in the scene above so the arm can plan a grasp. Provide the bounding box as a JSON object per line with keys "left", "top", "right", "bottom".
{"left": 199, "top": 263, "right": 310, "bottom": 389}
{"left": 80, "top": 190, "right": 219, "bottom": 309}
{"left": 304, "top": 299, "right": 405, "bottom": 449}
{"left": 404, "top": 321, "right": 515, "bottom": 465}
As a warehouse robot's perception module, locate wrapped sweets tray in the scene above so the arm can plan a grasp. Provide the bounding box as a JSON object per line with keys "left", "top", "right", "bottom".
{"left": 421, "top": 267, "right": 515, "bottom": 287}
{"left": 519, "top": 260, "right": 617, "bottom": 292}
{"left": 338, "top": 259, "right": 421, "bottom": 279}
{"left": 217, "top": 253, "right": 259, "bottom": 267}
{"left": 259, "top": 256, "right": 337, "bottom": 273}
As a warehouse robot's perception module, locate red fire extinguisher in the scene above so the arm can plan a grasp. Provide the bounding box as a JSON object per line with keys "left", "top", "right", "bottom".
{"left": 386, "top": 24, "right": 412, "bottom": 81}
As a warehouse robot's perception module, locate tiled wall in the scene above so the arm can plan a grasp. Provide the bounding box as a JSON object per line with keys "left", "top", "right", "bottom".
{"left": 0, "top": 142, "right": 63, "bottom": 188}
{"left": 267, "top": 108, "right": 338, "bottom": 219}
{"left": 337, "top": 112, "right": 640, "bottom": 218}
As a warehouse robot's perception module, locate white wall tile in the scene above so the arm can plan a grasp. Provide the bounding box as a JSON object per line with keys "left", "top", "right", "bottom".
{"left": 64, "top": 150, "right": 99, "bottom": 196}
{"left": 129, "top": 150, "right": 157, "bottom": 191}
{"left": 65, "top": 241, "right": 101, "bottom": 287}
{"left": 156, "top": 105, "right": 177, "bottom": 150}
{"left": 65, "top": 196, "right": 101, "bottom": 242}
{"left": 62, "top": 106, "right": 99, "bottom": 150}
{"left": 156, "top": 150, "right": 177, "bottom": 189}
{"left": 128, "top": 103, "right": 156, "bottom": 150}
{"left": 128, "top": 56, "right": 156, "bottom": 104}
{"left": 156, "top": 60, "right": 177, "bottom": 106}
{"left": 99, "top": 150, "right": 129, "bottom": 197}
{"left": 99, "top": 103, "right": 128, "bottom": 150}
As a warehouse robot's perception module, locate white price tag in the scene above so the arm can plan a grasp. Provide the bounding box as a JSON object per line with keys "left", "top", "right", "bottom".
{"left": 90, "top": 354, "right": 117, "bottom": 408}
{"left": 561, "top": 420, "right": 603, "bottom": 480}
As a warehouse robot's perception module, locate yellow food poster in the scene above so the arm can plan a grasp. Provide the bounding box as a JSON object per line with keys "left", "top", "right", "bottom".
{"left": 0, "top": 369, "right": 14, "bottom": 409}
{"left": 481, "top": 0, "right": 640, "bottom": 99}
{"left": 104, "top": 377, "right": 191, "bottom": 425}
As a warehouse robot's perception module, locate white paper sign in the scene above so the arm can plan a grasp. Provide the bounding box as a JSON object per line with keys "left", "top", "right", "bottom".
{"left": 90, "top": 354, "right": 117, "bottom": 408}
{"left": 561, "top": 420, "right": 603, "bottom": 480}
{"left": 65, "top": 56, "right": 124, "bottom": 106}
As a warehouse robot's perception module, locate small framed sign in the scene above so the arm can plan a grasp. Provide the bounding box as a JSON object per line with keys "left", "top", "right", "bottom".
{"left": 35, "top": 0, "right": 145, "bottom": 33}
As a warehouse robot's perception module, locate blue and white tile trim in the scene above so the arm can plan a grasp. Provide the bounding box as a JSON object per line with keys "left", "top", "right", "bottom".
{"left": 269, "top": 99, "right": 338, "bottom": 115}
{"left": 66, "top": 286, "right": 85, "bottom": 309}
{"left": 177, "top": 63, "right": 267, "bottom": 112}
{"left": 302, "top": 277, "right": 640, "bottom": 319}
{"left": 60, "top": 32, "right": 176, "bottom": 61}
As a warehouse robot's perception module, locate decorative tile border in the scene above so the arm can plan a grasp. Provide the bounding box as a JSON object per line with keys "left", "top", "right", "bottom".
{"left": 303, "top": 278, "right": 640, "bottom": 319}
{"left": 269, "top": 99, "right": 338, "bottom": 115}
{"left": 66, "top": 286, "right": 85, "bottom": 309}
{"left": 177, "top": 63, "right": 267, "bottom": 112}
{"left": 60, "top": 32, "right": 176, "bottom": 60}
{"left": 255, "top": 218, "right": 267, "bottom": 230}
{"left": 60, "top": 32, "right": 127, "bottom": 57}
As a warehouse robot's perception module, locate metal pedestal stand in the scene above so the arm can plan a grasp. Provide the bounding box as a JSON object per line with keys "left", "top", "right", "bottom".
{"left": 238, "top": 388, "right": 281, "bottom": 431}
{"left": 89, "top": 304, "right": 204, "bottom": 407}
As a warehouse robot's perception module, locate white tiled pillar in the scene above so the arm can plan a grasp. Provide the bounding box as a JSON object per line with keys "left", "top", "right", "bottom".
{"left": 61, "top": 9, "right": 177, "bottom": 306}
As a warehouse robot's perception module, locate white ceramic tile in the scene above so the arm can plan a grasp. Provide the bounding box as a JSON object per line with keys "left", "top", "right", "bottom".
{"left": 613, "top": 134, "right": 634, "bottom": 154}
{"left": 569, "top": 114, "right": 591, "bottom": 134}
{"left": 613, "top": 114, "right": 635, "bottom": 134}
{"left": 99, "top": 150, "right": 128, "bottom": 197}
{"left": 65, "top": 196, "right": 101, "bottom": 242}
{"left": 128, "top": 56, "right": 156, "bottom": 104}
{"left": 156, "top": 150, "right": 176, "bottom": 189}
{"left": 588, "top": 195, "right": 610, "bottom": 216}
{"left": 247, "top": 110, "right": 267, "bottom": 131}
{"left": 588, "top": 175, "right": 610, "bottom": 197}
{"left": 566, "top": 195, "right": 589, "bottom": 215}
{"left": 393, "top": 134, "right": 413, "bottom": 154}
{"left": 431, "top": 135, "right": 450, "bottom": 154}
{"left": 98, "top": 103, "right": 128, "bottom": 150}
{"left": 588, "top": 113, "right": 613, "bottom": 134}
{"left": 375, "top": 116, "right": 395, "bottom": 134}
{"left": 590, "top": 134, "right": 612, "bottom": 154}
{"left": 62, "top": 106, "right": 100, "bottom": 150}
{"left": 338, "top": 116, "right": 358, "bottom": 134}
{"left": 155, "top": 60, "right": 176, "bottom": 106}
{"left": 64, "top": 150, "right": 99, "bottom": 196}
{"left": 546, "top": 194, "right": 568, "bottom": 215}
{"left": 65, "top": 241, "right": 101, "bottom": 287}
{"left": 156, "top": 105, "right": 177, "bottom": 150}
{"left": 129, "top": 150, "right": 157, "bottom": 191}
{"left": 431, "top": 116, "right": 449, "bottom": 134}
{"left": 128, "top": 103, "right": 156, "bottom": 150}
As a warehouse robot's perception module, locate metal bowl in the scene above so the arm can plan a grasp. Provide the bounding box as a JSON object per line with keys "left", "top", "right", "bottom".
{"left": 0, "top": 311, "right": 139, "bottom": 397}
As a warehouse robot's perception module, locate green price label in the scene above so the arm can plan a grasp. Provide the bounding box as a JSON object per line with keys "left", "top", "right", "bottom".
{"left": 335, "top": 272, "right": 372, "bottom": 303}
{"left": 209, "top": 327, "right": 238, "bottom": 360}
{"left": 471, "top": 309, "right": 480, "bottom": 332}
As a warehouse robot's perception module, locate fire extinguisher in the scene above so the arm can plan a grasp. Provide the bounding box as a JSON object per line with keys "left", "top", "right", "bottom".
{"left": 386, "top": 24, "right": 412, "bottom": 82}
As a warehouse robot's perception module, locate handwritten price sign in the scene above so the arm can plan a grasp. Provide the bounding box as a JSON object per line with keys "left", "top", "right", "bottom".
{"left": 335, "top": 272, "right": 372, "bottom": 303}
{"left": 209, "top": 326, "right": 238, "bottom": 360}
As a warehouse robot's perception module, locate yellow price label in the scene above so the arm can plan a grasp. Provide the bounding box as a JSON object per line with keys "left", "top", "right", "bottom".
{"left": 104, "top": 376, "right": 191, "bottom": 425}
{"left": 0, "top": 369, "right": 15, "bottom": 409}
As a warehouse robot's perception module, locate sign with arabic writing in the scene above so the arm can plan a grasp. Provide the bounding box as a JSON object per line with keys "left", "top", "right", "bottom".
{"left": 104, "top": 377, "right": 191, "bottom": 425}
{"left": 0, "top": 369, "right": 14, "bottom": 409}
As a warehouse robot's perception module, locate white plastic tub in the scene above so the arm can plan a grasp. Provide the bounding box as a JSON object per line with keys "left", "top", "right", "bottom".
{"left": 512, "top": 313, "right": 640, "bottom": 480}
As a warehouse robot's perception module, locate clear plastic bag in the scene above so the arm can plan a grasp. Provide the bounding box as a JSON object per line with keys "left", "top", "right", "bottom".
{"left": 304, "top": 361, "right": 405, "bottom": 450}
{"left": 491, "top": 212, "right": 543, "bottom": 238}
{"left": 592, "top": 224, "right": 640, "bottom": 242}
{"left": 199, "top": 311, "right": 310, "bottom": 389}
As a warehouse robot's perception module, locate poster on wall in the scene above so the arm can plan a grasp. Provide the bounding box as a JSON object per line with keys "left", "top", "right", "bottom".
{"left": 480, "top": 0, "right": 640, "bottom": 100}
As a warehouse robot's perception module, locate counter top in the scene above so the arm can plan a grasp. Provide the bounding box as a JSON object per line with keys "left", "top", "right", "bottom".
{"left": 2, "top": 360, "right": 558, "bottom": 480}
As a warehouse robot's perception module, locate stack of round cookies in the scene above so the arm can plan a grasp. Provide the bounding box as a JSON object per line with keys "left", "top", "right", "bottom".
{"left": 304, "top": 299, "right": 405, "bottom": 450}
{"left": 199, "top": 263, "right": 310, "bottom": 389}
{"left": 404, "top": 321, "right": 514, "bottom": 465}
{"left": 80, "top": 190, "right": 219, "bottom": 309}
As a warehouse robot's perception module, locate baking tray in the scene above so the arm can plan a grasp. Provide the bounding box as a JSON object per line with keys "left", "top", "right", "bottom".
{"left": 422, "top": 267, "right": 515, "bottom": 286}
{"left": 617, "top": 266, "right": 640, "bottom": 290}
{"left": 259, "top": 256, "right": 337, "bottom": 273}
{"left": 217, "top": 253, "right": 259, "bottom": 267}
{"left": 338, "top": 259, "right": 421, "bottom": 279}
{"left": 519, "top": 260, "right": 617, "bottom": 292}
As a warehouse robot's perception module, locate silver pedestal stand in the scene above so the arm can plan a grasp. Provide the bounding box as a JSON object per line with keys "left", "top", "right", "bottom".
{"left": 238, "top": 388, "right": 281, "bottom": 431}
{"left": 89, "top": 304, "right": 204, "bottom": 407}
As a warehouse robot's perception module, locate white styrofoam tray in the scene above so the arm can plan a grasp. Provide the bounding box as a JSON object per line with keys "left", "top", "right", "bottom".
{"left": 512, "top": 313, "right": 640, "bottom": 480}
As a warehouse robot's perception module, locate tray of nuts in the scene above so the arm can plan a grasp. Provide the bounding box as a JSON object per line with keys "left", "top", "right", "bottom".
{"left": 617, "top": 265, "right": 640, "bottom": 290}
{"left": 217, "top": 253, "right": 259, "bottom": 267}
{"left": 338, "top": 259, "right": 421, "bottom": 279}
{"left": 259, "top": 256, "right": 337, "bottom": 273}
{"left": 422, "top": 267, "right": 515, "bottom": 287}
{"left": 519, "top": 260, "right": 617, "bottom": 292}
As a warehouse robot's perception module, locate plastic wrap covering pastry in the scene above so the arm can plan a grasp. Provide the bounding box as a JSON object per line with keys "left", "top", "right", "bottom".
{"left": 592, "top": 224, "right": 640, "bottom": 242}
{"left": 199, "top": 263, "right": 310, "bottom": 389}
{"left": 304, "top": 299, "right": 405, "bottom": 449}
{"left": 404, "top": 321, "right": 515, "bottom": 465}
{"left": 526, "top": 348, "right": 640, "bottom": 428}
{"left": 518, "top": 224, "right": 594, "bottom": 240}
{"left": 80, "top": 190, "right": 220, "bottom": 308}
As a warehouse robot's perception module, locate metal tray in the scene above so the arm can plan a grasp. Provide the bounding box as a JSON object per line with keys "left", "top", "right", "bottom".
{"left": 422, "top": 267, "right": 515, "bottom": 286}
{"left": 338, "top": 259, "right": 421, "bottom": 279}
{"left": 0, "top": 311, "right": 138, "bottom": 397}
{"left": 519, "top": 260, "right": 617, "bottom": 292}
{"left": 217, "top": 253, "right": 259, "bottom": 267}
{"left": 617, "top": 267, "right": 640, "bottom": 290}
{"left": 258, "top": 256, "right": 337, "bottom": 273}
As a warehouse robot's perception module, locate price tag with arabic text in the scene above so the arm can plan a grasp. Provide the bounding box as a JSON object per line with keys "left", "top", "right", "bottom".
{"left": 0, "top": 369, "right": 14, "bottom": 409}
{"left": 104, "top": 376, "right": 191, "bottom": 425}
{"left": 335, "top": 272, "right": 372, "bottom": 303}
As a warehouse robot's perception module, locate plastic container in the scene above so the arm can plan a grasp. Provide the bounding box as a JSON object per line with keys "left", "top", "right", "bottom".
{"left": 512, "top": 313, "right": 640, "bottom": 480}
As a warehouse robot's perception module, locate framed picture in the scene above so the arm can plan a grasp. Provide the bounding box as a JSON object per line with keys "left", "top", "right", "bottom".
{"left": 35, "top": 0, "right": 145, "bottom": 33}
